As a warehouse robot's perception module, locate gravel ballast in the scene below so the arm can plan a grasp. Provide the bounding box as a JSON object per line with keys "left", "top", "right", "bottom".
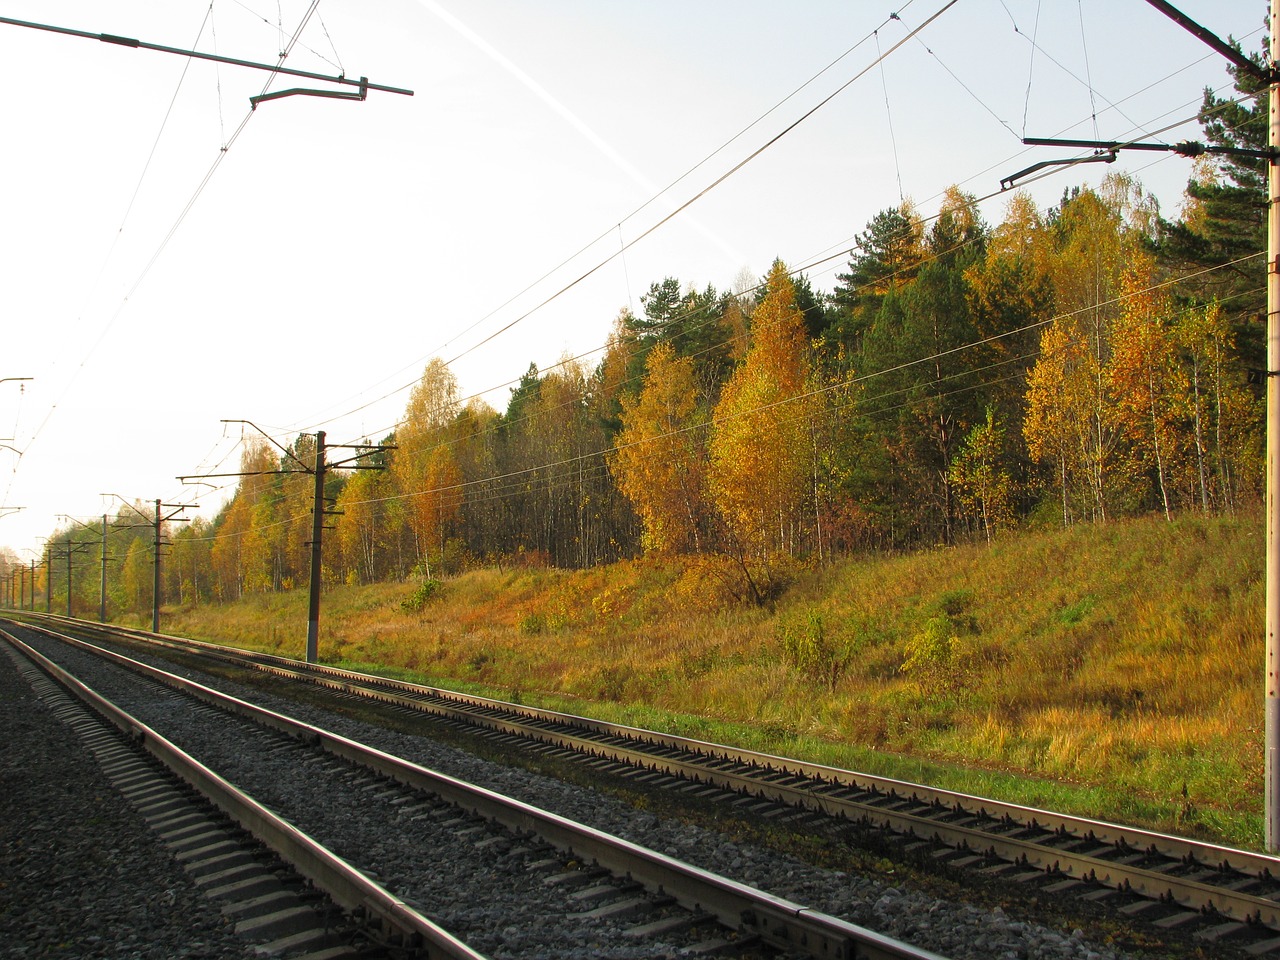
{"left": 0, "top": 644, "right": 257, "bottom": 960}
{"left": 6, "top": 626, "right": 1145, "bottom": 960}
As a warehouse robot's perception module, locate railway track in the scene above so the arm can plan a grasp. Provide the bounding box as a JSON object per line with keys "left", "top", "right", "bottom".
{"left": 13, "top": 612, "right": 1280, "bottom": 956}
{"left": 3, "top": 618, "right": 947, "bottom": 960}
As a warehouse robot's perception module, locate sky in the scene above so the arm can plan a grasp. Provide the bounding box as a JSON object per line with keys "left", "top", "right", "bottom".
{"left": 0, "top": 0, "right": 1266, "bottom": 556}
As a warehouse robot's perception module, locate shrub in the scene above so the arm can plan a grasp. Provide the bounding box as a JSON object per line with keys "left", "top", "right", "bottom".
{"left": 777, "top": 607, "right": 847, "bottom": 690}
{"left": 401, "top": 579, "right": 441, "bottom": 612}
{"left": 900, "top": 614, "right": 975, "bottom": 694}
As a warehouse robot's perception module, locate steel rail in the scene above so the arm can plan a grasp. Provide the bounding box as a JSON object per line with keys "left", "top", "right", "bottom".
{"left": 218, "top": 657, "right": 1280, "bottom": 927}
{"left": 1, "top": 627, "right": 485, "bottom": 960}
{"left": 20, "top": 613, "right": 1280, "bottom": 926}
{"left": 9, "top": 619, "right": 948, "bottom": 960}
{"left": 48, "top": 617, "right": 1272, "bottom": 869}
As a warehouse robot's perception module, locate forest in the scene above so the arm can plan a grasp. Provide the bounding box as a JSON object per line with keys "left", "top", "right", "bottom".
{"left": 4, "top": 54, "right": 1268, "bottom": 619}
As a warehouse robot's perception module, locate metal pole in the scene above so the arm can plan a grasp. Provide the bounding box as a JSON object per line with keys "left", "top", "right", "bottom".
{"left": 28, "top": 558, "right": 34, "bottom": 611}
{"left": 152, "top": 499, "right": 161, "bottom": 633}
{"left": 44, "top": 547, "right": 50, "bottom": 613}
{"left": 1266, "top": 0, "right": 1280, "bottom": 851}
{"left": 306, "top": 431, "right": 326, "bottom": 664}
{"left": 65, "top": 546, "right": 72, "bottom": 617}
{"left": 99, "top": 514, "right": 107, "bottom": 622}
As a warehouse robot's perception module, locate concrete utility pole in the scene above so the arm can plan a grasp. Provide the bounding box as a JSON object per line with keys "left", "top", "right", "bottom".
{"left": 100, "top": 515, "right": 107, "bottom": 622}
{"left": 153, "top": 500, "right": 162, "bottom": 632}
{"left": 184, "top": 424, "right": 388, "bottom": 665}
{"left": 306, "top": 431, "right": 327, "bottom": 665}
{"left": 303, "top": 432, "right": 389, "bottom": 663}
{"left": 1266, "top": 0, "right": 1279, "bottom": 852}
{"left": 1006, "top": 1, "right": 1280, "bottom": 847}
{"left": 102, "top": 494, "right": 192, "bottom": 634}
{"left": 151, "top": 500, "right": 192, "bottom": 633}
{"left": 59, "top": 514, "right": 110, "bottom": 622}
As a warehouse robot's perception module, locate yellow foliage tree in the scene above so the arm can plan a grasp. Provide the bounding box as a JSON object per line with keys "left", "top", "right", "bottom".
{"left": 209, "top": 439, "right": 277, "bottom": 598}
{"left": 335, "top": 466, "right": 398, "bottom": 585}
{"left": 391, "top": 358, "right": 463, "bottom": 579}
{"left": 1107, "top": 252, "right": 1188, "bottom": 519}
{"left": 611, "top": 341, "right": 709, "bottom": 554}
{"left": 949, "top": 407, "right": 1014, "bottom": 542}
{"left": 121, "top": 536, "right": 152, "bottom": 617}
{"left": 1175, "top": 301, "right": 1263, "bottom": 511}
{"left": 708, "top": 260, "right": 817, "bottom": 572}
{"left": 1023, "top": 182, "right": 1134, "bottom": 523}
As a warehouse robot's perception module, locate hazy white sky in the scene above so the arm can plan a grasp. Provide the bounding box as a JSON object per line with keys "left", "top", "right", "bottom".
{"left": 0, "top": 0, "right": 1264, "bottom": 554}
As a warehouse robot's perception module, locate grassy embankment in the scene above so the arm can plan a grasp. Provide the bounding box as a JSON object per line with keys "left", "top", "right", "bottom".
{"left": 159, "top": 511, "right": 1264, "bottom": 850}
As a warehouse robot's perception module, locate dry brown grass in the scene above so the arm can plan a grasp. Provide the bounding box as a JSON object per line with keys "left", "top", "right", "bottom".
{"left": 165, "top": 510, "right": 1265, "bottom": 847}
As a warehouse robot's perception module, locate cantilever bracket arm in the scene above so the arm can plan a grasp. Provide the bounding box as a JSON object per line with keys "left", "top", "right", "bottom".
{"left": 251, "top": 77, "right": 369, "bottom": 110}
{"left": 1003, "top": 133, "right": 1280, "bottom": 191}
{"left": 1022, "top": 136, "right": 1278, "bottom": 163}
{"left": 1000, "top": 151, "right": 1117, "bottom": 191}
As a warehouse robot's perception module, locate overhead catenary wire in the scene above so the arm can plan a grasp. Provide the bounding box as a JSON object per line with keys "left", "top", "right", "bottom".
{"left": 875, "top": 27, "right": 906, "bottom": 202}
{"left": 378, "top": 78, "right": 1264, "bottom": 465}
{"left": 1013, "top": 0, "right": 1043, "bottom": 138}
{"left": 279, "top": 11, "right": 1260, "bottom": 456}
{"left": 181, "top": 254, "right": 1262, "bottom": 550}
{"left": 165, "top": 219, "right": 1268, "bottom": 544}
{"left": 13, "top": 1, "right": 325, "bottom": 465}
{"left": 5, "top": 4, "right": 1261, "bottom": 542}
{"left": 437, "top": 0, "right": 962, "bottom": 371}
{"left": 211, "top": 3, "right": 226, "bottom": 146}
{"left": 270, "top": 116, "right": 1261, "bottom": 481}
{"left": 1076, "top": 0, "right": 1101, "bottom": 141}
{"left": 25, "top": 70, "right": 1265, "bottom": 533}
{"left": 910, "top": 34, "right": 1023, "bottom": 143}
{"left": 276, "top": 2, "right": 934, "bottom": 440}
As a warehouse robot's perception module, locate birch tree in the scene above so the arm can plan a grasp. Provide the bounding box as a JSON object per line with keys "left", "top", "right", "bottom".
{"left": 611, "top": 341, "right": 710, "bottom": 554}
{"left": 391, "top": 358, "right": 462, "bottom": 579}
{"left": 708, "top": 261, "right": 817, "bottom": 574}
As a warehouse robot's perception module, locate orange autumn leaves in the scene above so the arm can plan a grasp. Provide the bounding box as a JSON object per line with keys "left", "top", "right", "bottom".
{"left": 612, "top": 261, "right": 815, "bottom": 564}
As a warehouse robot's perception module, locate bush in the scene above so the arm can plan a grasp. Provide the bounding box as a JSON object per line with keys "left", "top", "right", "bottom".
{"left": 901, "top": 615, "right": 958, "bottom": 678}
{"left": 401, "top": 579, "right": 441, "bottom": 612}
{"left": 777, "top": 607, "right": 847, "bottom": 690}
{"left": 900, "top": 613, "right": 978, "bottom": 694}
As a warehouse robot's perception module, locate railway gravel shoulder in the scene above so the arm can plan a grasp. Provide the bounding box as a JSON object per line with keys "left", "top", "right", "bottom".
{"left": 0, "top": 643, "right": 261, "bottom": 960}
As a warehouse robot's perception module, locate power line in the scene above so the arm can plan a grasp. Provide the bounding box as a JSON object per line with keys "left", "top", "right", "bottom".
{"left": 7, "top": 2, "right": 412, "bottom": 493}
{"left": 285, "top": 29, "right": 1258, "bottom": 458}
{"left": 223, "top": 258, "right": 1263, "bottom": 535}
{"left": 10, "top": 3, "right": 1259, "bottom": 547}
{"left": 275, "top": 2, "right": 954, "bottom": 440}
